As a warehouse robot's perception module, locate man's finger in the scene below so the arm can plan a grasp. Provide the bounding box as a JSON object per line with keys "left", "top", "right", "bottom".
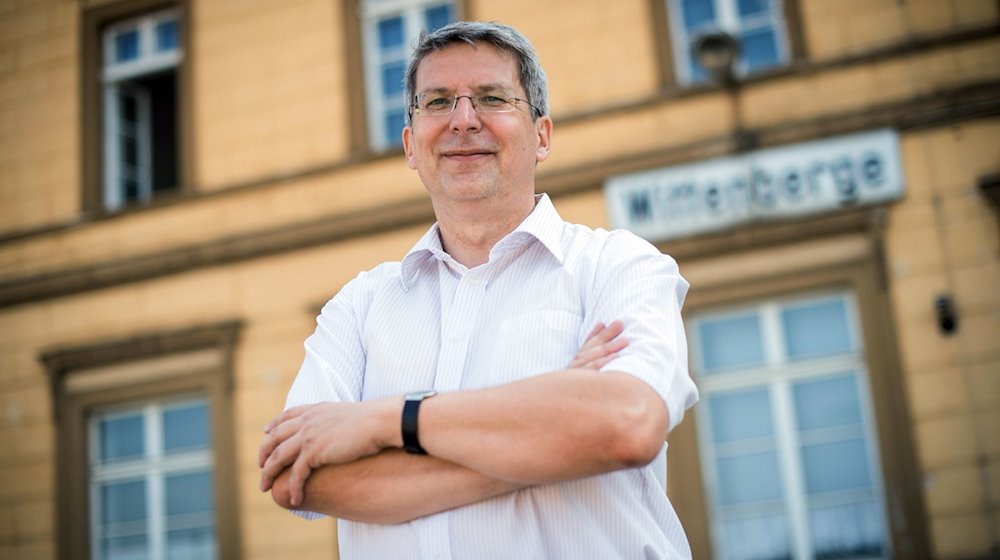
{"left": 260, "top": 433, "right": 301, "bottom": 492}
{"left": 263, "top": 404, "right": 310, "bottom": 434}
{"left": 288, "top": 455, "right": 315, "bottom": 507}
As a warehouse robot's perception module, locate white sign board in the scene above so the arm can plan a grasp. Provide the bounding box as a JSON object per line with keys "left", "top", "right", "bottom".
{"left": 604, "top": 129, "right": 905, "bottom": 242}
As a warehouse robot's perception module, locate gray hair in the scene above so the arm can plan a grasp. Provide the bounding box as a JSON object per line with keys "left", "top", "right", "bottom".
{"left": 403, "top": 21, "right": 549, "bottom": 126}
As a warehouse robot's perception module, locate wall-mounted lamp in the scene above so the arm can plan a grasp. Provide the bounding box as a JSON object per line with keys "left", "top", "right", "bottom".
{"left": 692, "top": 29, "right": 757, "bottom": 151}
{"left": 692, "top": 29, "right": 740, "bottom": 85}
{"left": 935, "top": 294, "right": 959, "bottom": 335}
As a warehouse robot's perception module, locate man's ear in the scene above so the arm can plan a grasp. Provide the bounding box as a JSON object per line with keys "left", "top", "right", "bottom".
{"left": 535, "top": 116, "right": 553, "bottom": 163}
{"left": 403, "top": 126, "right": 417, "bottom": 170}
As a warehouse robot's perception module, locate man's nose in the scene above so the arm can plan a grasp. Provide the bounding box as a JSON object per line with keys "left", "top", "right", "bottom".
{"left": 450, "top": 96, "right": 482, "bottom": 132}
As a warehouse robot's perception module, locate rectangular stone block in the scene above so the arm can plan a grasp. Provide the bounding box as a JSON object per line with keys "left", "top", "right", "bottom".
{"left": 930, "top": 511, "right": 992, "bottom": 559}
{"left": 923, "top": 464, "right": 984, "bottom": 515}
{"left": 895, "top": 321, "right": 959, "bottom": 375}
{"left": 970, "top": 359, "right": 1000, "bottom": 407}
{"left": 914, "top": 413, "right": 978, "bottom": 469}
{"left": 14, "top": 499, "right": 51, "bottom": 540}
{"left": 906, "top": 368, "right": 969, "bottom": 417}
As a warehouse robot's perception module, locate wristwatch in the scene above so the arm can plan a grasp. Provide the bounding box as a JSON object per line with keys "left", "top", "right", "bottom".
{"left": 402, "top": 390, "right": 437, "bottom": 455}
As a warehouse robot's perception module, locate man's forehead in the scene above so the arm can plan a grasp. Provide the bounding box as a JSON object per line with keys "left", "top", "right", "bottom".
{"left": 414, "top": 42, "right": 519, "bottom": 91}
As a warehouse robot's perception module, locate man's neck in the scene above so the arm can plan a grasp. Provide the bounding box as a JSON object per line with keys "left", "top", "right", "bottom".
{"left": 433, "top": 194, "right": 537, "bottom": 268}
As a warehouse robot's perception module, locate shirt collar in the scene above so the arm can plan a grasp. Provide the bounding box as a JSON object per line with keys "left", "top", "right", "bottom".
{"left": 399, "top": 193, "right": 565, "bottom": 290}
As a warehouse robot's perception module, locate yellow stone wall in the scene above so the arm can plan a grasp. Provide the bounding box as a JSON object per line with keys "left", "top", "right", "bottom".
{"left": 1, "top": 0, "right": 998, "bottom": 558}
{"left": 888, "top": 120, "right": 1000, "bottom": 558}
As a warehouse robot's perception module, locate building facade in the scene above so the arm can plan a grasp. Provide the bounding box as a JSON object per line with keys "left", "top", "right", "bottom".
{"left": 1, "top": 0, "right": 998, "bottom": 558}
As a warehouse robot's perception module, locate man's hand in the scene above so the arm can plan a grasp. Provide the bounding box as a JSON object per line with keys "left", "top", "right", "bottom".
{"left": 569, "top": 321, "right": 627, "bottom": 369}
{"left": 258, "top": 397, "right": 400, "bottom": 507}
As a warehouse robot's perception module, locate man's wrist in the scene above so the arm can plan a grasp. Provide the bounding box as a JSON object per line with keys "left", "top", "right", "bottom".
{"left": 372, "top": 396, "right": 406, "bottom": 450}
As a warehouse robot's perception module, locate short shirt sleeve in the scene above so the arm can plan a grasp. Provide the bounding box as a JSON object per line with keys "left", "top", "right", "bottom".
{"left": 588, "top": 231, "right": 698, "bottom": 432}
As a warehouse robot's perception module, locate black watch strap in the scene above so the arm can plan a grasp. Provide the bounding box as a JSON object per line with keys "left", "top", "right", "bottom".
{"left": 402, "top": 390, "right": 437, "bottom": 454}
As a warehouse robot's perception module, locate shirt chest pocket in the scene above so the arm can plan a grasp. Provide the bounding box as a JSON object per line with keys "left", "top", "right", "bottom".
{"left": 491, "top": 310, "right": 582, "bottom": 383}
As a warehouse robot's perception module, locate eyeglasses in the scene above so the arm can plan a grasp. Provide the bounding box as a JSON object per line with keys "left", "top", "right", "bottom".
{"left": 411, "top": 92, "right": 541, "bottom": 118}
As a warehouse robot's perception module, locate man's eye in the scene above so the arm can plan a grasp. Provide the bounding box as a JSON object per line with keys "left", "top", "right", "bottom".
{"left": 424, "top": 97, "right": 451, "bottom": 108}
{"left": 478, "top": 95, "right": 507, "bottom": 107}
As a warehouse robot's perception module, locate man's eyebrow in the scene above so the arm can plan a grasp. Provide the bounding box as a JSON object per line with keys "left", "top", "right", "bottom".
{"left": 416, "top": 83, "right": 515, "bottom": 95}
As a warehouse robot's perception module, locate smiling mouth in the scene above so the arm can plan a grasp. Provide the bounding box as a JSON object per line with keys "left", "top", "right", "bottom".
{"left": 442, "top": 151, "right": 494, "bottom": 162}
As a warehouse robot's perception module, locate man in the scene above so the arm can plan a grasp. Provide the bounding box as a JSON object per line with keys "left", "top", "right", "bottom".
{"left": 258, "top": 21, "right": 698, "bottom": 559}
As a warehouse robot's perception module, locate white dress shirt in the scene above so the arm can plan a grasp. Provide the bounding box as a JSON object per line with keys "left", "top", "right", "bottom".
{"left": 285, "top": 194, "right": 699, "bottom": 559}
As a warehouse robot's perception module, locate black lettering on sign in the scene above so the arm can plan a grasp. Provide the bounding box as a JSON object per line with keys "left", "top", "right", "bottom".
{"left": 752, "top": 167, "right": 776, "bottom": 208}
{"left": 627, "top": 189, "right": 653, "bottom": 222}
{"left": 831, "top": 157, "right": 858, "bottom": 203}
{"left": 862, "top": 152, "right": 885, "bottom": 188}
{"left": 783, "top": 168, "right": 803, "bottom": 199}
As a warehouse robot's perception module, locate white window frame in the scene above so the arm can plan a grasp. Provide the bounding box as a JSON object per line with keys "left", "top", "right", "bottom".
{"left": 361, "top": 0, "right": 452, "bottom": 150}
{"left": 88, "top": 395, "right": 215, "bottom": 560}
{"left": 668, "top": 0, "right": 790, "bottom": 85}
{"left": 101, "top": 8, "right": 182, "bottom": 211}
{"left": 690, "top": 290, "right": 890, "bottom": 560}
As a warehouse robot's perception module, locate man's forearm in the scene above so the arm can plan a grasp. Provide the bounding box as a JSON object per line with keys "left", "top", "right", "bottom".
{"left": 418, "top": 369, "right": 668, "bottom": 485}
{"left": 271, "top": 449, "right": 525, "bottom": 524}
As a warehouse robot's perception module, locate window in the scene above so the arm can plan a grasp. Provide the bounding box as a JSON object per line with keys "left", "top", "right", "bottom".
{"left": 42, "top": 322, "right": 241, "bottom": 560}
{"left": 669, "top": 0, "right": 789, "bottom": 84}
{"left": 361, "top": 0, "right": 454, "bottom": 150}
{"left": 101, "top": 8, "right": 182, "bottom": 211}
{"left": 691, "top": 292, "right": 889, "bottom": 559}
{"left": 90, "top": 397, "right": 215, "bottom": 560}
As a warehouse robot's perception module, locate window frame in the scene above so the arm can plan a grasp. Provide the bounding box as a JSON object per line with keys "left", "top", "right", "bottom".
{"left": 81, "top": 0, "right": 193, "bottom": 217}
{"left": 343, "top": 0, "right": 469, "bottom": 155}
{"left": 652, "top": 0, "right": 807, "bottom": 90}
{"left": 41, "top": 321, "right": 241, "bottom": 560}
{"left": 88, "top": 395, "right": 216, "bottom": 560}
{"left": 664, "top": 238, "right": 930, "bottom": 559}
{"left": 690, "top": 290, "right": 890, "bottom": 559}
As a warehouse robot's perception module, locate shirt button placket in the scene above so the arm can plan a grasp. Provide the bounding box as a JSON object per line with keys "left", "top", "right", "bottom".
{"left": 421, "top": 267, "right": 489, "bottom": 560}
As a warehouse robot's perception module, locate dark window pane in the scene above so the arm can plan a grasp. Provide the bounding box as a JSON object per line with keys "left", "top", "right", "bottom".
{"left": 101, "top": 480, "right": 147, "bottom": 524}
{"left": 378, "top": 16, "right": 404, "bottom": 51}
{"left": 801, "top": 439, "right": 872, "bottom": 494}
{"left": 698, "top": 313, "right": 765, "bottom": 372}
{"left": 381, "top": 61, "right": 405, "bottom": 96}
{"left": 120, "top": 93, "right": 137, "bottom": 123}
{"left": 115, "top": 29, "right": 140, "bottom": 62}
{"left": 794, "top": 374, "right": 862, "bottom": 431}
{"left": 122, "top": 177, "right": 139, "bottom": 201}
{"left": 156, "top": 19, "right": 179, "bottom": 52}
{"left": 741, "top": 26, "right": 781, "bottom": 73}
{"left": 122, "top": 137, "right": 138, "bottom": 166}
{"left": 140, "top": 71, "right": 178, "bottom": 193}
{"left": 709, "top": 388, "right": 773, "bottom": 443}
{"left": 782, "top": 298, "right": 852, "bottom": 360}
{"left": 163, "top": 402, "right": 211, "bottom": 453}
{"left": 165, "top": 471, "right": 214, "bottom": 516}
{"left": 717, "top": 451, "right": 783, "bottom": 504}
{"left": 738, "top": 0, "right": 771, "bottom": 18}
{"left": 384, "top": 110, "right": 405, "bottom": 147}
{"left": 681, "top": 0, "right": 716, "bottom": 31}
{"left": 100, "top": 414, "right": 144, "bottom": 462}
{"left": 425, "top": 4, "right": 452, "bottom": 32}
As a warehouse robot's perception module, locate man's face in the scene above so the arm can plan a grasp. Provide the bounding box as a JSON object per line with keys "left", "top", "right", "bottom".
{"left": 403, "top": 42, "right": 552, "bottom": 205}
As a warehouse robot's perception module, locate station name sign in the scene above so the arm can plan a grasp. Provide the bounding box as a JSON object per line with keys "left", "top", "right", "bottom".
{"left": 604, "top": 129, "right": 904, "bottom": 242}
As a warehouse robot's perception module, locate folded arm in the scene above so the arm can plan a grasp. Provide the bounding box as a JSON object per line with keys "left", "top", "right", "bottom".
{"left": 263, "top": 321, "right": 632, "bottom": 522}
{"left": 270, "top": 449, "right": 524, "bottom": 524}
